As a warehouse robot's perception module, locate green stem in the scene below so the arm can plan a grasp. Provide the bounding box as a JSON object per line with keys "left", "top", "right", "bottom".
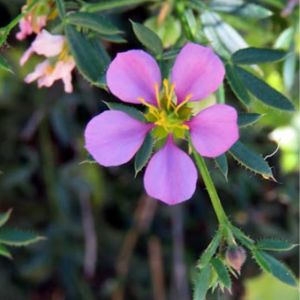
{"left": 216, "top": 84, "right": 225, "bottom": 104}
{"left": 190, "top": 141, "right": 229, "bottom": 226}
{"left": 9, "top": 0, "right": 40, "bottom": 30}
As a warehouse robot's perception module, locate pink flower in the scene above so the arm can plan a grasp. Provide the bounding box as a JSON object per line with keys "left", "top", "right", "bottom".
{"left": 24, "top": 57, "right": 75, "bottom": 93}
{"left": 20, "top": 30, "right": 75, "bottom": 93}
{"left": 16, "top": 0, "right": 55, "bottom": 41}
{"left": 84, "top": 43, "right": 239, "bottom": 205}
{"left": 16, "top": 18, "right": 33, "bottom": 41}
{"left": 16, "top": 14, "right": 47, "bottom": 41}
{"left": 16, "top": 12, "right": 48, "bottom": 41}
{"left": 20, "top": 30, "right": 65, "bottom": 66}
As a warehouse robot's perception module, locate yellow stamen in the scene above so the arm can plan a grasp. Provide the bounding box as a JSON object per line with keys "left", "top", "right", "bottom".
{"left": 154, "top": 83, "right": 161, "bottom": 108}
{"left": 137, "top": 97, "right": 154, "bottom": 109}
{"left": 45, "top": 65, "right": 54, "bottom": 75}
{"left": 167, "top": 83, "right": 175, "bottom": 109}
{"left": 154, "top": 112, "right": 168, "bottom": 131}
{"left": 175, "top": 93, "right": 193, "bottom": 113}
{"left": 163, "top": 79, "right": 169, "bottom": 96}
{"left": 179, "top": 124, "right": 189, "bottom": 130}
{"left": 137, "top": 97, "right": 160, "bottom": 119}
{"left": 163, "top": 79, "right": 176, "bottom": 109}
{"left": 58, "top": 42, "right": 70, "bottom": 61}
{"left": 138, "top": 79, "right": 192, "bottom": 138}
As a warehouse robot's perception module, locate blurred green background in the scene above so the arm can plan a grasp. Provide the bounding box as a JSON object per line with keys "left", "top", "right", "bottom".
{"left": 0, "top": 0, "right": 299, "bottom": 299}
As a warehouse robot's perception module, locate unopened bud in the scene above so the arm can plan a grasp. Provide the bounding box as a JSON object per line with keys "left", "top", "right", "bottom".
{"left": 225, "top": 246, "right": 247, "bottom": 274}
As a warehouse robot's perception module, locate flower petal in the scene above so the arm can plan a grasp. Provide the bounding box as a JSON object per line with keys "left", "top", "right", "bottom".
{"left": 106, "top": 50, "right": 161, "bottom": 105}
{"left": 62, "top": 71, "right": 73, "bottom": 93}
{"left": 32, "top": 30, "right": 65, "bottom": 57}
{"left": 84, "top": 110, "right": 152, "bottom": 167}
{"left": 188, "top": 104, "right": 239, "bottom": 157}
{"left": 171, "top": 43, "right": 225, "bottom": 103}
{"left": 16, "top": 19, "right": 33, "bottom": 40}
{"left": 38, "top": 58, "right": 75, "bottom": 92}
{"left": 20, "top": 46, "right": 34, "bottom": 66}
{"left": 144, "top": 137, "right": 197, "bottom": 205}
{"left": 24, "top": 60, "right": 50, "bottom": 83}
{"left": 35, "top": 16, "right": 47, "bottom": 33}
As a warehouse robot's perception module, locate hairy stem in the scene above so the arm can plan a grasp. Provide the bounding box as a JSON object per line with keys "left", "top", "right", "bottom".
{"left": 189, "top": 141, "right": 229, "bottom": 226}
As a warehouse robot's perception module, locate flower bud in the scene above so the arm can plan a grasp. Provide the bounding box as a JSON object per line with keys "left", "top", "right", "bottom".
{"left": 225, "top": 246, "right": 247, "bottom": 274}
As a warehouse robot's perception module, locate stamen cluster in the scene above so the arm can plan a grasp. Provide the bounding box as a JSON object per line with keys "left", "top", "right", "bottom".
{"left": 140, "top": 79, "right": 193, "bottom": 139}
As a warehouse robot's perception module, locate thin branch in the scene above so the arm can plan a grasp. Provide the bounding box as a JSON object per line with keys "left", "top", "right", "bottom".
{"left": 148, "top": 236, "right": 166, "bottom": 300}
{"left": 112, "top": 195, "right": 157, "bottom": 300}
{"left": 170, "top": 206, "right": 190, "bottom": 300}
{"left": 79, "top": 189, "right": 97, "bottom": 279}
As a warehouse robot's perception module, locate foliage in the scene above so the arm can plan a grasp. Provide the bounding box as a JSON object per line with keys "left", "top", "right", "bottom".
{"left": 0, "top": 210, "right": 44, "bottom": 259}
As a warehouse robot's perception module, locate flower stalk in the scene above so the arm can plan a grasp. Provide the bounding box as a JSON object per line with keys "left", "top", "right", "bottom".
{"left": 189, "top": 138, "right": 229, "bottom": 226}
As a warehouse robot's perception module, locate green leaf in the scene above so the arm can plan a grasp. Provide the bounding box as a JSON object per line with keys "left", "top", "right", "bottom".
{"left": 193, "top": 264, "right": 212, "bottom": 300}
{"left": 198, "top": 230, "right": 222, "bottom": 268}
{"left": 256, "top": 239, "right": 298, "bottom": 252}
{"left": 231, "top": 225, "right": 255, "bottom": 249}
{"left": 66, "top": 12, "right": 122, "bottom": 35}
{"left": 236, "top": 66, "right": 294, "bottom": 111}
{"left": 238, "top": 113, "right": 262, "bottom": 127}
{"left": 162, "top": 48, "right": 180, "bottom": 60}
{"left": 131, "top": 21, "right": 163, "bottom": 56}
{"left": 134, "top": 134, "right": 153, "bottom": 175}
{"left": 98, "top": 33, "right": 127, "bottom": 44}
{"left": 82, "top": 0, "right": 153, "bottom": 13}
{"left": 0, "top": 244, "right": 12, "bottom": 259}
{"left": 226, "top": 64, "right": 251, "bottom": 106}
{"left": 55, "top": 0, "right": 66, "bottom": 18}
{"left": 104, "top": 102, "right": 146, "bottom": 122}
{"left": 0, "top": 209, "right": 12, "bottom": 227}
{"left": 211, "top": 258, "right": 231, "bottom": 289}
{"left": 0, "top": 55, "right": 13, "bottom": 73}
{"left": 210, "top": 1, "right": 273, "bottom": 19}
{"left": 229, "top": 141, "right": 274, "bottom": 179}
{"left": 201, "top": 11, "right": 248, "bottom": 57}
{"left": 215, "top": 154, "right": 228, "bottom": 180}
{"left": 65, "top": 25, "right": 109, "bottom": 87}
{"left": 0, "top": 229, "right": 45, "bottom": 247}
{"left": 0, "top": 28, "right": 9, "bottom": 47}
{"left": 283, "top": 51, "right": 296, "bottom": 92}
{"left": 253, "top": 251, "right": 297, "bottom": 287}
{"left": 232, "top": 47, "right": 287, "bottom": 64}
{"left": 274, "top": 27, "right": 294, "bottom": 49}
{"left": 253, "top": 250, "right": 271, "bottom": 272}
{"left": 144, "top": 16, "right": 181, "bottom": 48}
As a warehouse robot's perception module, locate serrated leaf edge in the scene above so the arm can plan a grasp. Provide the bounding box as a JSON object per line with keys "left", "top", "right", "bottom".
{"left": 0, "top": 228, "right": 46, "bottom": 247}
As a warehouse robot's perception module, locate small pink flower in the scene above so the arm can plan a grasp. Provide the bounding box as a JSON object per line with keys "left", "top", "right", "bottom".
{"left": 20, "top": 30, "right": 75, "bottom": 93}
{"left": 16, "top": 18, "right": 33, "bottom": 41}
{"left": 16, "top": 0, "right": 52, "bottom": 41}
{"left": 24, "top": 57, "right": 75, "bottom": 93}
{"left": 16, "top": 12, "right": 48, "bottom": 41}
{"left": 20, "top": 30, "right": 65, "bottom": 66}
{"left": 84, "top": 43, "right": 239, "bottom": 205}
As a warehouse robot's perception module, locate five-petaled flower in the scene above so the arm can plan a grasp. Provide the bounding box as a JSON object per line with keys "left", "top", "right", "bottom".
{"left": 84, "top": 43, "right": 239, "bottom": 205}
{"left": 20, "top": 30, "right": 75, "bottom": 93}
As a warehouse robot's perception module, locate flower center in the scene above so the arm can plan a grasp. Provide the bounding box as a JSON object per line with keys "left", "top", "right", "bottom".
{"left": 138, "top": 79, "right": 193, "bottom": 139}
{"left": 45, "top": 64, "right": 54, "bottom": 75}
